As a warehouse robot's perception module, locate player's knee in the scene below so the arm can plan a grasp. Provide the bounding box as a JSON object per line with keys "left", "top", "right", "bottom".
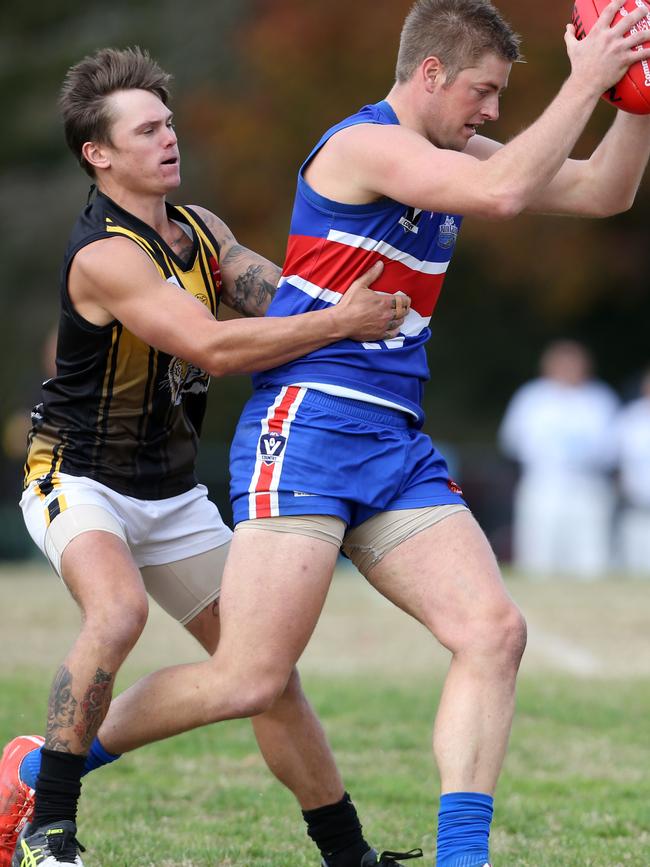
{"left": 281, "top": 667, "right": 305, "bottom": 700}
{"left": 498, "top": 602, "right": 527, "bottom": 664}
{"left": 84, "top": 595, "right": 149, "bottom": 658}
{"left": 480, "top": 600, "right": 527, "bottom": 666}
{"left": 456, "top": 598, "right": 526, "bottom": 666}
{"left": 243, "top": 680, "right": 288, "bottom": 717}
{"left": 266, "top": 667, "right": 312, "bottom": 712}
{"left": 228, "top": 672, "right": 291, "bottom": 718}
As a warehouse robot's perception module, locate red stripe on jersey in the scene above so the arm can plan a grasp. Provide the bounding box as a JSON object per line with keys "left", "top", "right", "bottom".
{"left": 254, "top": 492, "right": 272, "bottom": 519}
{"left": 283, "top": 234, "right": 445, "bottom": 318}
{"left": 266, "top": 385, "right": 302, "bottom": 435}
{"left": 253, "top": 387, "right": 303, "bottom": 508}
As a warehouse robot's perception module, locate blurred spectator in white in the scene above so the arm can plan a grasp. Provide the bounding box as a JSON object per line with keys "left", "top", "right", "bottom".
{"left": 614, "top": 368, "right": 650, "bottom": 576}
{"left": 499, "top": 340, "right": 619, "bottom": 579}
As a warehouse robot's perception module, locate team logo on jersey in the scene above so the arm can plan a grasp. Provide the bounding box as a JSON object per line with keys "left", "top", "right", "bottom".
{"left": 259, "top": 433, "right": 287, "bottom": 466}
{"left": 399, "top": 207, "right": 424, "bottom": 235}
{"left": 437, "top": 216, "right": 459, "bottom": 249}
{"left": 166, "top": 358, "right": 209, "bottom": 406}
{"left": 447, "top": 478, "right": 463, "bottom": 495}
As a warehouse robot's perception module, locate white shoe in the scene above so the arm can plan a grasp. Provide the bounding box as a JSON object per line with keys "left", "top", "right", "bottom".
{"left": 12, "top": 820, "right": 84, "bottom": 866}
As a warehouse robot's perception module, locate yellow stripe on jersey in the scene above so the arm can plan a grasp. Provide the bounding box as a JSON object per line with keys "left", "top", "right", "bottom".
{"left": 157, "top": 245, "right": 181, "bottom": 284}
{"left": 176, "top": 207, "right": 219, "bottom": 260}
{"left": 106, "top": 224, "right": 160, "bottom": 263}
{"left": 95, "top": 324, "right": 121, "bottom": 438}
{"left": 175, "top": 208, "right": 220, "bottom": 314}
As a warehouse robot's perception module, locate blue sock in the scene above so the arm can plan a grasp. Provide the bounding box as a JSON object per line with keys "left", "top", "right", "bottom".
{"left": 436, "top": 792, "right": 494, "bottom": 867}
{"left": 83, "top": 737, "right": 121, "bottom": 774}
{"left": 19, "top": 738, "right": 121, "bottom": 788}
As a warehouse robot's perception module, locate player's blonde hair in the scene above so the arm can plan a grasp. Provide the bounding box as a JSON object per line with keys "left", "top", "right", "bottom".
{"left": 396, "top": 0, "right": 522, "bottom": 85}
{"left": 59, "top": 46, "right": 172, "bottom": 178}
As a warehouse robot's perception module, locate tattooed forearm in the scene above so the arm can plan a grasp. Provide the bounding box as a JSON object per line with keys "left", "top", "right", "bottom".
{"left": 74, "top": 669, "right": 113, "bottom": 751}
{"left": 46, "top": 665, "right": 78, "bottom": 752}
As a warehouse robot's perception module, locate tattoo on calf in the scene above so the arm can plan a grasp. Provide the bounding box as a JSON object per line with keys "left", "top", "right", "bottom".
{"left": 45, "top": 665, "right": 114, "bottom": 752}
{"left": 46, "top": 665, "right": 78, "bottom": 752}
{"left": 74, "top": 669, "right": 113, "bottom": 750}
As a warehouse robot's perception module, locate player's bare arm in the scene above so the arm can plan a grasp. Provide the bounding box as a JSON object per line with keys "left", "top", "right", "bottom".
{"left": 306, "top": 0, "right": 650, "bottom": 220}
{"left": 68, "top": 237, "right": 409, "bottom": 377}
{"left": 467, "top": 109, "right": 650, "bottom": 217}
{"left": 189, "top": 206, "right": 280, "bottom": 317}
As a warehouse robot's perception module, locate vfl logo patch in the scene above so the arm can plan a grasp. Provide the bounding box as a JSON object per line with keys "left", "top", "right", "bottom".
{"left": 259, "top": 433, "right": 287, "bottom": 465}
{"left": 437, "top": 215, "right": 459, "bottom": 249}
{"left": 399, "top": 207, "right": 424, "bottom": 235}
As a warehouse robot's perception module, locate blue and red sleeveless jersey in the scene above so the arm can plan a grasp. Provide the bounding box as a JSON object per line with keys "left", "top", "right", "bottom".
{"left": 253, "top": 100, "right": 463, "bottom": 425}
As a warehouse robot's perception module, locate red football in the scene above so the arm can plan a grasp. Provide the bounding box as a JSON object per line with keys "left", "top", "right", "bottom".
{"left": 572, "top": 0, "right": 650, "bottom": 114}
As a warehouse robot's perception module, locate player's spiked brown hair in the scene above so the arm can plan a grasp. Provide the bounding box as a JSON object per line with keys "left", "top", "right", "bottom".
{"left": 396, "top": 0, "right": 522, "bottom": 85}
{"left": 59, "top": 46, "right": 172, "bottom": 178}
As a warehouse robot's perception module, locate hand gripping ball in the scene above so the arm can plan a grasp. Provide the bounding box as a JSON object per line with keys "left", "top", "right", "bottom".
{"left": 572, "top": 0, "right": 650, "bottom": 113}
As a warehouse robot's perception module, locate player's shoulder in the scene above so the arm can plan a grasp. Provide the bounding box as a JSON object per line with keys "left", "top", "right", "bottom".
{"left": 75, "top": 234, "right": 133, "bottom": 262}
{"left": 335, "top": 120, "right": 429, "bottom": 149}
{"left": 321, "top": 122, "right": 448, "bottom": 186}
{"left": 72, "top": 234, "right": 150, "bottom": 280}
{"left": 184, "top": 205, "right": 234, "bottom": 245}
{"left": 183, "top": 203, "right": 212, "bottom": 221}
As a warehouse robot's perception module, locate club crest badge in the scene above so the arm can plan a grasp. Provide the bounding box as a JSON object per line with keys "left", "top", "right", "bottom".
{"left": 259, "top": 433, "right": 287, "bottom": 466}
{"left": 437, "top": 215, "right": 459, "bottom": 249}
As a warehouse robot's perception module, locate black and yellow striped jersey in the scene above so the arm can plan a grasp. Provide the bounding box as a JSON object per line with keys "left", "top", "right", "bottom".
{"left": 24, "top": 190, "right": 223, "bottom": 500}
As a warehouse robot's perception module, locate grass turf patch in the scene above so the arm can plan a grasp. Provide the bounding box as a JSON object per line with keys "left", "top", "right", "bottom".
{"left": 1, "top": 671, "right": 649, "bottom": 866}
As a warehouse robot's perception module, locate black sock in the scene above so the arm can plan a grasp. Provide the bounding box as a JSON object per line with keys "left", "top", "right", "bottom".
{"left": 303, "top": 792, "right": 371, "bottom": 867}
{"left": 32, "top": 749, "right": 86, "bottom": 829}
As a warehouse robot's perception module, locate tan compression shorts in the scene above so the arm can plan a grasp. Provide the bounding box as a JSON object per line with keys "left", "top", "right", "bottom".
{"left": 235, "top": 503, "right": 469, "bottom": 576}
{"left": 43, "top": 505, "right": 228, "bottom": 625}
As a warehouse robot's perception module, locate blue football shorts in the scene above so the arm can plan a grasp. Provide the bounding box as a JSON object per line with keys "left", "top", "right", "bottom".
{"left": 230, "top": 386, "right": 466, "bottom": 528}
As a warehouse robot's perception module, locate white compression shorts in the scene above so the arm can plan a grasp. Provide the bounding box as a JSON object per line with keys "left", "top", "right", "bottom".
{"left": 20, "top": 473, "right": 232, "bottom": 624}
{"left": 235, "top": 503, "right": 469, "bottom": 576}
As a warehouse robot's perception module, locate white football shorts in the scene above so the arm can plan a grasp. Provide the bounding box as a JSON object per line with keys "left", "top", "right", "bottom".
{"left": 20, "top": 473, "right": 232, "bottom": 624}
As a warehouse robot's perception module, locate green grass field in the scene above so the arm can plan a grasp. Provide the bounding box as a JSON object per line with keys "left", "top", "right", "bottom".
{"left": 1, "top": 563, "right": 649, "bottom": 866}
